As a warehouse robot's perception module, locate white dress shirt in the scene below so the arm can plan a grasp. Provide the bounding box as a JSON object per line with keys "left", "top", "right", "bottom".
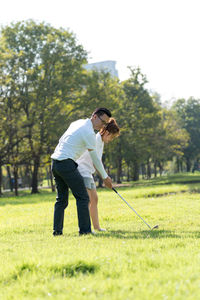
{"left": 76, "top": 133, "right": 104, "bottom": 178}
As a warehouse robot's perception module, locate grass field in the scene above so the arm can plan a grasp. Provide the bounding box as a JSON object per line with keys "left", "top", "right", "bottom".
{"left": 1, "top": 173, "right": 200, "bottom": 299}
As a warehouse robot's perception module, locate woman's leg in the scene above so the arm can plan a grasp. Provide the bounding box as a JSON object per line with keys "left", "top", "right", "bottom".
{"left": 87, "top": 188, "right": 106, "bottom": 231}
{"left": 86, "top": 188, "right": 101, "bottom": 230}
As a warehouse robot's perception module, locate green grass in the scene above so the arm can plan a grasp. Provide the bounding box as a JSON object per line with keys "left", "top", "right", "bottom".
{"left": 1, "top": 174, "right": 200, "bottom": 299}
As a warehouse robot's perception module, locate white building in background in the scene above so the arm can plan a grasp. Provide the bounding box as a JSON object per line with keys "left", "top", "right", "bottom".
{"left": 84, "top": 60, "right": 119, "bottom": 78}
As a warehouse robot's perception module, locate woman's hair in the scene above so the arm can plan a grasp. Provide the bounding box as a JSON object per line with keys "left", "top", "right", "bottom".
{"left": 100, "top": 118, "right": 120, "bottom": 136}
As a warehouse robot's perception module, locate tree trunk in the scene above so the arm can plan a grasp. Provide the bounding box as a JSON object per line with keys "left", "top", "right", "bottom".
{"left": 186, "top": 157, "right": 191, "bottom": 172}
{"left": 0, "top": 164, "right": 2, "bottom": 196}
{"left": 116, "top": 157, "right": 122, "bottom": 184}
{"left": 176, "top": 157, "right": 180, "bottom": 173}
{"left": 132, "top": 161, "right": 139, "bottom": 181}
{"left": 116, "top": 143, "right": 122, "bottom": 184}
{"left": 158, "top": 162, "right": 163, "bottom": 176}
{"left": 141, "top": 163, "right": 146, "bottom": 179}
{"left": 31, "top": 156, "right": 40, "bottom": 193}
{"left": 27, "top": 164, "right": 32, "bottom": 188}
{"left": 180, "top": 161, "right": 183, "bottom": 172}
{"left": 6, "top": 165, "right": 13, "bottom": 192}
{"left": 13, "top": 165, "right": 18, "bottom": 196}
{"left": 154, "top": 161, "right": 157, "bottom": 177}
{"left": 147, "top": 159, "right": 151, "bottom": 179}
{"left": 49, "top": 164, "right": 55, "bottom": 192}
{"left": 127, "top": 165, "right": 130, "bottom": 182}
{"left": 46, "top": 168, "right": 50, "bottom": 187}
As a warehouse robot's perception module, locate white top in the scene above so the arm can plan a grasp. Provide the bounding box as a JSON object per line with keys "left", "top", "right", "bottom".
{"left": 51, "top": 119, "right": 96, "bottom": 161}
{"left": 77, "top": 133, "right": 104, "bottom": 178}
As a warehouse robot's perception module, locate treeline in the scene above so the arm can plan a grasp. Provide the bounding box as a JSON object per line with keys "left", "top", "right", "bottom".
{"left": 1, "top": 20, "right": 200, "bottom": 195}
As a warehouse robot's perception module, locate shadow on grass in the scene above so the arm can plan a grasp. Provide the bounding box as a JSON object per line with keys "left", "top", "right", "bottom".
{"left": 0, "top": 261, "right": 99, "bottom": 285}
{"left": 100, "top": 229, "right": 200, "bottom": 239}
{"left": 98, "top": 229, "right": 181, "bottom": 239}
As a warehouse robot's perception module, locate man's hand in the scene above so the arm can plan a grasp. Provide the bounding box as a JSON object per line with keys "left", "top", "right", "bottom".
{"left": 103, "top": 176, "right": 113, "bottom": 189}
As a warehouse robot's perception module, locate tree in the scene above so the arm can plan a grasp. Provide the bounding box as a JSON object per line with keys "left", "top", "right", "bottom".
{"left": 0, "top": 88, "right": 26, "bottom": 195}
{"left": 121, "top": 67, "right": 161, "bottom": 180}
{"left": 172, "top": 98, "right": 200, "bottom": 171}
{"left": 150, "top": 108, "right": 189, "bottom": 175}
{"left": 0, "top": 20, "right": 87, "bottom": 193}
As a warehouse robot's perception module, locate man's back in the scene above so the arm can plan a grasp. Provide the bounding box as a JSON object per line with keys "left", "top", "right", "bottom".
{"left": 51, "top": 119, "right": 96, "bottom": 161}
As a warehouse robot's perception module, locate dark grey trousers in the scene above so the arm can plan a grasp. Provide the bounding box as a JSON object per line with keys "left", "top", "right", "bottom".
{"left": 51, "top": 159, "right": 91, "bottom": 234}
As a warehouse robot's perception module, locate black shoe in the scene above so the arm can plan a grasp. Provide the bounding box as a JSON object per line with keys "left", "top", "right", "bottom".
{"left": 53, "top": 231, "right": 63, "bottom": 236}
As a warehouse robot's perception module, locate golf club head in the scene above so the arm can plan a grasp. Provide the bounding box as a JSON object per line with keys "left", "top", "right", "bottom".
{"left": 151, "top": 225, "right": 159, "bottom": 230}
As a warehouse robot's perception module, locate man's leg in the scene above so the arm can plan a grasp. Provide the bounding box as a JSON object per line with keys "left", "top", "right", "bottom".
{"left": 67, "top": 170, "right": 91, "bottom": 234}
{"left": 52, "top": 160, "right": 69, "bottom": 235}
{"left": 53, "top": 173, "right": 69, "bottom": 234}
{"left": 53, "top": 159, "right": 91, "bottom": 235}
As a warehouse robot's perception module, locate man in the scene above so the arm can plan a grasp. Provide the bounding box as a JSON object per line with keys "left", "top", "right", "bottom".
{"left": 51, "top": 108, "right": 113, "bottom": 236}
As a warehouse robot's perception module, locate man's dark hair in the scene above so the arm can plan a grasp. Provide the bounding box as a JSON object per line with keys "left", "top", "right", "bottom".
{"left": 92, "top": 107, "right": 112, "bottom": 118}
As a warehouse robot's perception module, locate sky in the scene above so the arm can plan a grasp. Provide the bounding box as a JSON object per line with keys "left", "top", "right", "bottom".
{"left": 1, "top": 0, "right": 200, "bottom": 102}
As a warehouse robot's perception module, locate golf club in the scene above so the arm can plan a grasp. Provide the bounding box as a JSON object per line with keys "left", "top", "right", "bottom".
{"left": 112, "top": 187, "right": 159, "bottom": 230}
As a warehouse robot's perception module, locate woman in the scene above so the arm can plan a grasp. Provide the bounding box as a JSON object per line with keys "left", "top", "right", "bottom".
{"left": 76, "top": 118, "right": 120, "bottom": 231}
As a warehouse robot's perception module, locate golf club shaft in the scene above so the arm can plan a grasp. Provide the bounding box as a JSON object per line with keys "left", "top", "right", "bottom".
{"left": 112, "top": 187, "right": 152, "bottom": 229}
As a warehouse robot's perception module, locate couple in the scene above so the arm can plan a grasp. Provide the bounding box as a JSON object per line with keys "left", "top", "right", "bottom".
{"left": 51, "top": 108, "right": 120, "bottom": 236}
